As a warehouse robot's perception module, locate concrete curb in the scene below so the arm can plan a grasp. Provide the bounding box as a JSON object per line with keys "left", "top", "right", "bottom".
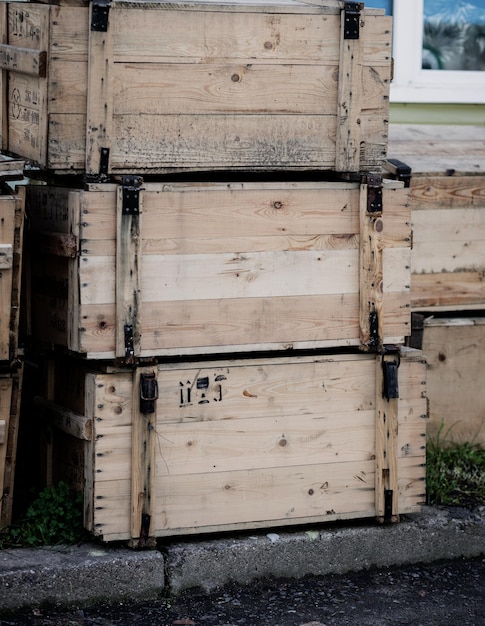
{"left": 0, "top": 544, "right": 165, "bottom": 611}
{"left": 1, "top": 506, "right": 485, "bottom": 611}
{"left": 165, "top": 506, "right": 485, "bottom": 594}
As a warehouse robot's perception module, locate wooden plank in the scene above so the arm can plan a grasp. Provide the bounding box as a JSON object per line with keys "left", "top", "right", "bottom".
{"left": 85, "top": 1, "right": 113, "bottom": 177}
{"left": 375, "top": 350, "right": 400, "bottom": 522}
{"left": 93, "top": 460, "right": 377, "bottom": 539}
{"left": 115, "top": 182, "right": 142, "bottom": 361}
{"left": 409, "top": 176, "right": 485, "bottom": 211}
{"left": 359, "top": 181, "right": 384, "bottom": 351}
{"left": 142, "top": 248, "right": 358, "bottom": 302}
{"left": 34, "top": 396, "right": 92, "bottom": 441}
{"left": 335, "top": 6, "right": 362, "bottom": 172}
{"left": 130, "top": 366, "right": 157, "bottom": 547}
{"left": 6, "top": 4, "right": 50, "bottom": 164}
{"left": 421, "top": 318, "right": 485, "bottom": 445}
{"left": 0, "top": 364, "right": 23, "bottom": 527}
{"left": 388, "top": 124, "right": 485, "bottom": 176}
{"left": 0, "top": 376, "right": 13, "bottom": 504}
{"left": 0, "top": 44, "right": 46, "bottom": 77}
{"left": 111, "top": 8, "right": 390, "bottom": 65}
{"left": 0, "top": 2, "right": 7, "bottom": 151}
{"left": 71, "top": 289, "right": 410, "bottom": 358}
{"left": 0, "top": 196, "right": 15, "bottom": 361}
{"left": 411, "top": 273, "right": 485, "bottom": 310}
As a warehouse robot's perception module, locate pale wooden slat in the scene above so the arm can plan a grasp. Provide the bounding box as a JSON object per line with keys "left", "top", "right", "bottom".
{"left": 142, "top": 248, "right": 358, "bottom": 302}
{"left": 375, "top": 351, "right": 400, "bottom": 521}
{"left": 409, "top": 176, "right": 485, "bottom": 210}
{"left": 0, "top": 44, "right": 46, "bottom": 77}
{"left": 34, "top": 396, "right": 92, "bottom": 441}
{"left": 115, "top": 185, "right": 142, "bottom": 360}
{"left": 412, "top": 208, "right": 485, "bottom": 243}
{"left": 85, "top": 2, "right": 113, "bottom": 176}
{"left": 335, "top": 6, "right": 362, "bottom": 172}
{"left": 411, "top": 272, "right": 485, "bottom": 310}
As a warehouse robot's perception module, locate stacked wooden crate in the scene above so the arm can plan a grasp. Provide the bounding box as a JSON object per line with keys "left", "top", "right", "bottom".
{"left": 1, "top": 0, "right": 427, "bottom": 544}
{"left": 387, "top": 124, "right": 485, "bottom": 444}
{"left": 0, "top": 156, "right": 25, "bottom": 527}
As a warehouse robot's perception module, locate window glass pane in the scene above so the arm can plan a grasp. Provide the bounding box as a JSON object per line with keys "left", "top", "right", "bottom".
{"left": 423, "top": 0, "right": 485, "bottom": 70}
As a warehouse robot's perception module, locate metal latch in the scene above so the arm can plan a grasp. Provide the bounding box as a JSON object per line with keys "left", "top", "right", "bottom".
{"left": 122, "top": 176, "right": 143, "bottom": 216}
{"left": 365, "top": 173, "right": 383, "bottom": 214}
{"left": 91, "top": 0, "right": 111, "bottom": 32}
{"left": 382, "top": 347, "right": 400, "bottom": 400}
{"left": 386, "top": 158, "right": 412, "bottom": 188}
{"left": 344, "top": 2, "right": 363, "bottom": 40}
{"left": 140, "top": 371, "right": 159, "bottom": 414}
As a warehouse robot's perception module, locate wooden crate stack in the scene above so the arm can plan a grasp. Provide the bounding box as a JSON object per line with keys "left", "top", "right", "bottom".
{"left": 0, "top": 0, "right": 427, "bottom": 544}
{"left": 388, "top": 124, "right": 485, "bottom": 445}
{"left": 0, "top": 155, "right": 25, "bottom": 528}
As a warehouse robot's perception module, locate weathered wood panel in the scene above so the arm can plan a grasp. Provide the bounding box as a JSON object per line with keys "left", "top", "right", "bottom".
{"left": 39, "top": 349, "right": 427, "bottom": 541}
{"left": 27, "top": 180, "right": 411, "bottom": 357}
{"left": 416, "top": 317, "right": 485, "bottom": 445}
{"left": 388, "top": 124, "right": 485, "bottom": 312}
{"left": 1, "top": 2, "right": 391, "bottom": 174}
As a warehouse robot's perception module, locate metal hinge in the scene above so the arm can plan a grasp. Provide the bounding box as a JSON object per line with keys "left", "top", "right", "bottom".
{"left": 382, "top": 346, "right": 400, "bottom": 400}
{"left": 124, "top": 324, "right": 135, "bottom": 363}
{"left": 122, "top": 176, "right": 143, "bottom": 216}
{"left": 140, "top": 371, "right": 159, "bottom": 415}
{"left": 364, "top": 173, "right": 383, "bottom": 214}
{"left": 91, "top": 0, "right": 110, "bottom": 32}
{"left": 343, "top": 2, "right": 363, "bottom": 40}
{"left": 386, "top": 158, "right": 412, "bottom": 188}
{"left": 369, "top": 309, "right": 380, "bottom": 352}
{"left": 384, "top": 489, "right": 394, "bottom": 522}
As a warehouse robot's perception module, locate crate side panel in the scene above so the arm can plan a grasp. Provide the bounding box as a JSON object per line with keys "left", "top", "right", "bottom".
{"left": 0, "top": 196, "right": 15, "bottom": 360}
{"left": 422, "top": 319, "right": 485, "bottom": 445}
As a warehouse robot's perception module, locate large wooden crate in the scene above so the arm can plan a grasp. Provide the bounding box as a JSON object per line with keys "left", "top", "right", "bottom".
{"left": 35, "top": 348, "right": 427, "bottom": 543}
{"left": 410, "top": 315, "right": 485, "bottom": 446}
{"left": 387, "top": 124, "right": 485, "bottom": 312}
{"left": 26, "top": 177, "right": 411, "bottom": 359}
{"left": 0, "top": 0, "right": 392, "bottom": 176}
{"left": 0, "top": 179, "right": 24, "bottom": 363}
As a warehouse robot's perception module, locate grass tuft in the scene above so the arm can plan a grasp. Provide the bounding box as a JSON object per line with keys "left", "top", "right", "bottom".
{"left": 426, "top": 422, "right": 485, "bottom": 507}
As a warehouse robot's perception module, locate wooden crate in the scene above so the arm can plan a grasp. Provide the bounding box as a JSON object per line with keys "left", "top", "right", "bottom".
{"left": 26, "top": 177, "right": 411, "bottom": 359}
{"left": 0, "top": 363, "right": 23, "bottom": 527}
{"left": 0, "top": 181, "right": 24, "bottom": 363}
{"left": 0, "top": 0, "right": 392, "bottom": 176}
{"left": 34, "top": 348, "right": 427, "bottom": 543}
{"left": 387, "top": 124, "right": 485, "bottom": 312}
{"left": 410, "top": 315, "right": 485, "bottom": 446}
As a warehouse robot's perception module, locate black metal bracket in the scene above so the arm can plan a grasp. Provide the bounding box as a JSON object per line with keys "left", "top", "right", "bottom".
{"left": 382, "top": 346, "right": 400, "bottom": 400}
{"left": 386, "top": 158, "right": 412, "bottom": 188}
{"left": 124, "top": 324, "right": 135, "bottom": 363}
{"left": 384, "top": 489, "right": 394, "bottom": 522}
{"left": 365, "top": 173, "right": 383, "bottom": 214}
{"left": 140, "top": 371, "right": 159, "bottom": 415}
{"left": 91, "top": 0, "right": 110, "bottom": 32}
{"left": 343, "top": 2, "right": 363, "bottom": 40}
{"left": 369, "top": 309, "right": 380, "bottom": 352}
{"left": 122, "top": 176, "right": 143, "bottom": 216}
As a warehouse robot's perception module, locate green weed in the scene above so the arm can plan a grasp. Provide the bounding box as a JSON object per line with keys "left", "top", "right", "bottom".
{"left": 0, "top": 481, "right": 89, "bottom": 548}
{"left": 426, "top": 422, "right": 485, "bottom": 506}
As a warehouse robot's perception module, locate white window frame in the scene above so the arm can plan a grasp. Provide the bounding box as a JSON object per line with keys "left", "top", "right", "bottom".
{"left": 390, "top": 0, "right": 485, "bottom": 103}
